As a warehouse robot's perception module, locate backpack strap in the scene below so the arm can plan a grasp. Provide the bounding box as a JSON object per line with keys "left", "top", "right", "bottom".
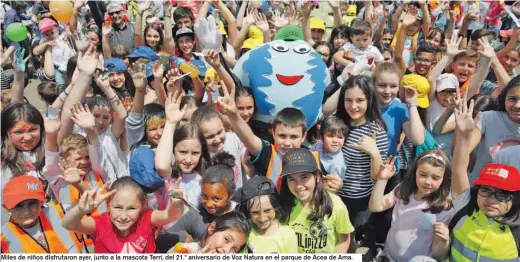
{"left": 449, "top": 205, "right": 470, "bottom": 232}
{"left": 510, "top": 226, "right": 520, "bottom": 255}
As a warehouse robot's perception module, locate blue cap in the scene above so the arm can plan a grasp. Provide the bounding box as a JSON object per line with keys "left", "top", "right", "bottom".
{"left": 127, "top": 46, "right": 159, "bottom": 61}
{"left": 130, "top": 146, "right": 164, "bottom": 193}
{"left": 104, "top": 58, "right": 127, "bottom": 72}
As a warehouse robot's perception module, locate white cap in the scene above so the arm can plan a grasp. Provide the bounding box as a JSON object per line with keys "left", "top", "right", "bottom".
{"left": 436, "top": 73, "right": 459, "bottom": 92}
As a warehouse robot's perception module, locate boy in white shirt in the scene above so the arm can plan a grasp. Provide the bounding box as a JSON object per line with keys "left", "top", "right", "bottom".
{"left": 333, "top": 19, "right": 384, "bottom": 71}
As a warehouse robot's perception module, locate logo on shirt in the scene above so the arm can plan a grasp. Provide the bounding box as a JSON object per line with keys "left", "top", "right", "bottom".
{"left": 120, "top": 236, "right": 147, "bottom": 253}
{"left": 295, "top": 221, "right": 329, "bottom": 253}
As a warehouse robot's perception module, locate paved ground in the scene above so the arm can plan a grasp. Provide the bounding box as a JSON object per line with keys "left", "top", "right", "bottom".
{"left": 3, "top": 68, "right": 47, "bottom": 111}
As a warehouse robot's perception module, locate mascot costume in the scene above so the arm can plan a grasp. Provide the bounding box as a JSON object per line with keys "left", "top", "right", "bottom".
{"left": 195, "top": 18, "right": 329, "bottom": 131}
{"left": 232, "top": 25, "right": 330, "bottom": 130}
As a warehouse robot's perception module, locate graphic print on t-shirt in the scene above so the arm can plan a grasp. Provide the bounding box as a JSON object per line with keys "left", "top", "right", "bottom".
{"left": 120, "top": 235, "right": 148, "bottom": 253}
{"left": 490, "top": 139, "right": 520, "bottom": 171}
{"left": 293, "top": 220, "right": 329, "bottom": 253}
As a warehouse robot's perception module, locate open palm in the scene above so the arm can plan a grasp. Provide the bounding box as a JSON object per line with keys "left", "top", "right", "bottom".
{"left": 165, "top": 91, "right": 187, "bottom": 124}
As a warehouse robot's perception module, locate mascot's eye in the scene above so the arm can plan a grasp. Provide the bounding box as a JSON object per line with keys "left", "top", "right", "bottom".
{"left": 271, "top": 43, "right": 289, "bottom": 52}
{"left": 293, "top": 44, "right": 310, "bottom": 54}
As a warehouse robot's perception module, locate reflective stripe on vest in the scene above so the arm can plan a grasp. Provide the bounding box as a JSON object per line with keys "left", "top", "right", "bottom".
{"left": 59, "top": 171, "right": 107, "bottom": 214}
{"left": 265, "top": 146, "right": 321, "bottom": 191}
{"left": 450, "top": 209, "right": 519, "bottom": 262}
{"left": 0, "top": 203, "right": 80, "bottom": 253}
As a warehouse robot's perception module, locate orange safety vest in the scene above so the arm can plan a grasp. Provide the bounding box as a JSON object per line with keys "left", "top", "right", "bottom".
{"left": 58, "top": 171, "right": 108, "bottom": 215}
{"left": 0, "top": 201, "right": 85, "bottom": 253}
{"left": 265, "top": 146, "right": 321, "bottom": 191}
{"left": 55, "top": 171, "right": 107, "bottom": 253}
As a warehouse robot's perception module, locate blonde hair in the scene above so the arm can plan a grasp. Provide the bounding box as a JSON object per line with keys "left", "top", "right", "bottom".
{"left": 60, "top": 134, "right": 88, "bottom": 158}
{"left": 373, "top": 62, "right": 403, "bottom": 81}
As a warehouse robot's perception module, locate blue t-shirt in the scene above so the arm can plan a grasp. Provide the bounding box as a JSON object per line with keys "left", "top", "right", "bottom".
{"left": 381, "top": 99, "right": 410, "bottom": 170}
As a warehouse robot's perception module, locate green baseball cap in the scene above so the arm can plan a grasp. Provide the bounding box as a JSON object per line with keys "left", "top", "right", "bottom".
{"left": 273, "top": 25, "right": 304, "bottom": 41}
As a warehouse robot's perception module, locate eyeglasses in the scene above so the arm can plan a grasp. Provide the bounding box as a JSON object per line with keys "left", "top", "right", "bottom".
{"left": 414, "top": 57, "right": 433, "bottom": 64}
{"left": 478, "top": 186, "right": 514, "bottom": 203}
{"left": 317, "top": 51, "right": 330, "bottom": 57}
{"left": 437, "top": 89, "right": 456, "bottom": 95}
{"left": 108, "top": 10, "right": 122, "bottom": 16}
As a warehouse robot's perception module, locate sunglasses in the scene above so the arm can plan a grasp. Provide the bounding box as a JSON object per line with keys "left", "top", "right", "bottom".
{"left": 478, "top": 186, "right": 514, "bottom": 203}
{"left": 108, "top": 10, "right": 122, "bottom": 16}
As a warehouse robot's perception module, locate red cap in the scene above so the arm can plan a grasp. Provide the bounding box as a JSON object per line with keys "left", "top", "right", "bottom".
{"left": 473, "top": 163, "right": 520, "bottom": 192}
{"left": 2, "top": 175, "right": 46, "bottom": 209}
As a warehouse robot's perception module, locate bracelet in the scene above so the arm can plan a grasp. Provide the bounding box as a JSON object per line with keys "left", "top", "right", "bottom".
{"left": 407, "top": 103, "right": 418, "bottom": 108}
{"left": 108, "top": 95, "right": 118, "bottom": 102}
{"left": 64, "top": 90, "right": 69, "bottom": 96}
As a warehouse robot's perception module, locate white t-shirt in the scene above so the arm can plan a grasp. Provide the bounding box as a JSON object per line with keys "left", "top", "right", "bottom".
{"left": 385, "top": 193, "right": 455, "bottom": 261}
{"left": 471, "top": 111, "right": 520, "bottom": 182}
{"left": 427, "top": 99, "right": 455, "bottom": 157}
{"left": 218, "top": 132, "right": 246, "bottom": 189}
{"left": 340, "top": 42, "right": 384, "bottom": 66}
{"left": 74, "top": 125, "right": 129, "bottom": 181}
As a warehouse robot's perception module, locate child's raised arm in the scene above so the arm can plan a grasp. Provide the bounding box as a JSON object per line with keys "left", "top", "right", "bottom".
{"left": 427, "top": 36, "right": 463, "bottom": 101}
{"left": 155, "top": 91, "right": 187, "bottom": 178}
{"left": 466, "top": 38, "right": 494, "bottom": 99}
{"left": 205, "top": 49, "right": 235, "bottom": 96}
{"left": 217, "top": 81, "right": 262, "bottom": 156}
{"left": 151, "top": 177, "right": 185, "bottom": 227}
{"left": 369, "top": 156, "right": 398, "bottom": 212}
{"left": 96, "top": 74, "right": 128, "bottom": 140}
{"left": 62, "top": 183, "right": 116, "bottom": 235}
{"left": 58, "top": 44, "right": 99, "bottom": 144}
{"left": 451, "top": 95, "right": 481, "bottom": 199}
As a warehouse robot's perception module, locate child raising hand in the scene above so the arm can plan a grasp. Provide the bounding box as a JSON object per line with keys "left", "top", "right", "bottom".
{"left": 62, "top": 177, "right": 186, "bottom": 253}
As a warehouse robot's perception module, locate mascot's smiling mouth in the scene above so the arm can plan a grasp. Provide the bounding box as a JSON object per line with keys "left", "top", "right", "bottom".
{"left": 276, "top": 74, "right": 304, "bottom": 86}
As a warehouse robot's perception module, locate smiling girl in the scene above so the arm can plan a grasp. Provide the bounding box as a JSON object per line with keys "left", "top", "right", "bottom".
{"left": 369, "top": 151, "right": 455, "bottom": 261}
{"left": 333, "top": 75, "right": 389, "bottom": 243}
{"left": 156, "top": 151, "right": 239, "bottom": 252}
{"left": 191, "top": 107, "right": 246, "bottom": 190}
{"left": 465, "top": 75, "right": 520, "bottom": 181}
{"left": 279, "top": 148, "right": 354, "bottom": 253}
{"left": 61, "top": 176, "right": 185, "bottom": 253}
{"left": 155, "top": 91, "right": 211, "bottom": 209}
{"left": 239, "top": 175, "right": 297, "bottom": 253}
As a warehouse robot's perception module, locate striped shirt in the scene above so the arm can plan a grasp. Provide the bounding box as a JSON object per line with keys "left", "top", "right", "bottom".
{"left": 109, "top": 23, "right": 135, "bottom": 53}
{"left": 339, "top": 121, "right": 389, "bottom": 199}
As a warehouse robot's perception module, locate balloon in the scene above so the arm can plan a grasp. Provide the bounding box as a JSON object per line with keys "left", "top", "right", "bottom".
{"left": 5, "top": 23, "right": 28, "bottom": 42}
{"left": 49, "top": 0, "right": 73, "bottom": 23}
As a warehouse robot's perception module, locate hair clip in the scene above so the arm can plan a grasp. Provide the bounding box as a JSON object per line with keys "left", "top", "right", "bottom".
{"left": 419, "top": 152, "right": 446, "bottom": 165}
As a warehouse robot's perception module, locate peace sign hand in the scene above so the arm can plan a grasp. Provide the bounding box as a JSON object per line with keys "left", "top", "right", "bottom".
{"left": 78, "top": 182, "right": 116, "bottom": 213}
{"left": 347, "top": 130, "right": 379, "bottom": 156}
{"left": 216, "top": 81, "right": 237, "bottom": 116}
{"left": 376, "top": 156, "right": 397, "bottom": 180}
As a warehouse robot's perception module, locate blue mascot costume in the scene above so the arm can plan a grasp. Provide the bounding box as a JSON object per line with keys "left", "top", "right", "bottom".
{"left": 233, "top": 25, "right": 330, "bottom": 132}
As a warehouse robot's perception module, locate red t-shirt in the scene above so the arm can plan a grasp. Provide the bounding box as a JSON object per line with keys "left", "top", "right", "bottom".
{"left": 92, "top": 209, "right": 156, "bottom": 253}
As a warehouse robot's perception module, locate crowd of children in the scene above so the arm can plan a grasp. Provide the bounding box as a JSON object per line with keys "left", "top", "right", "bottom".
{"left": 1, "top": 0, "right": 520, "bottom": 261}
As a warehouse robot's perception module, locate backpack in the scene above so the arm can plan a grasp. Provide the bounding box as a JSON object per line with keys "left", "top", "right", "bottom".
{"left": 448, "top": 205, "right": 520, "bottom": 255}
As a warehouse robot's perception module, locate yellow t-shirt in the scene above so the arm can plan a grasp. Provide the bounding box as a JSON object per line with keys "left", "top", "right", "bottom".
{"left": 289, "top": 192, "right": 354, "bottom": 253}
{"left": 248, "top": 224, "right": 298, "bottom": 254}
